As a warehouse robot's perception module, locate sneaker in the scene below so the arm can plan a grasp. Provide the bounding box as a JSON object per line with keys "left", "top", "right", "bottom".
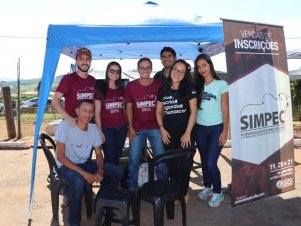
{"left": 208, "top": 193, "right": 224, "bottom": 207}
{"left": 198, "top": 188, "right": 212, "bottom": 200}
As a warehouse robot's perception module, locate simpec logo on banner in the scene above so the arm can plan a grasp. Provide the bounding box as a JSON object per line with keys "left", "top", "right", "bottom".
{"left": 223, "top": 19, "right": 295, "bottom": 207}
{"left": 240, "top": 93, "right": 289, "bottom": 139}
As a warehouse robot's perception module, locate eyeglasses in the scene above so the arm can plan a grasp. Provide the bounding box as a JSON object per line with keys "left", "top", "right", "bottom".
{"left": 79, "top": 109, "right": 95, "bottom": 114}
{"left": 138, "top": 66, "right": 152, "bottom": 71}
{"left": 172, "top": 67, "right": 185, "bottom": 76}
{"left": 109, "top": 69, "right": 121, "bottom": 74}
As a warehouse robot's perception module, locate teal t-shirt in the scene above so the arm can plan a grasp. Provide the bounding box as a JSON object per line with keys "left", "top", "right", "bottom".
{"left": 196, "top": 80, "right": 228, "bottom": 126}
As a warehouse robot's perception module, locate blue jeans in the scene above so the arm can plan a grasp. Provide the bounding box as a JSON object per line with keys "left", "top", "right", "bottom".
{"left": 195, "top": 123, "right": 223, "bottom": 194}
{"left": 60, "top": 160, "right": 123, "bottom": 226}
{"left": 127, "top": 129, "right": 165, "bottom": 190}
{"left": 102, "top": 125, "right": 128, "bottom": 164}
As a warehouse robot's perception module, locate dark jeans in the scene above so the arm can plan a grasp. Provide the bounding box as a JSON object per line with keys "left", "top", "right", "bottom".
{"left": 128, "top": 129, "right": 165, "bottom": 190}
{"left": 60, "top": 160, "right": 123, "bottom": 226}
{"left": 102, "top": 125, "right": 128, "bottom": 164}
{"left": 195, "top": 123, "right": 223, "bottom": 194}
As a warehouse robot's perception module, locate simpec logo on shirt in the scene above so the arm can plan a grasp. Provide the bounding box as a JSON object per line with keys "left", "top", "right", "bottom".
{"left": 76, "top": 87, "right": 95, "bottom": 100}
{"left": 106, "top": 102, "right": 123, "bottom": 109}
{"left": 105, "top": 97, "right": 124, "bottom": 113}
{"left": 136, "top": 95, "right": 156, "bottom": 112}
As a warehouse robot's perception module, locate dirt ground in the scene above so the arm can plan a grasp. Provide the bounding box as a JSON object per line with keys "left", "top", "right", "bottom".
{"left": 0, "top": 119, "right": 48, "bottom": 141}
{"left": 1, "top": 119, "right": 301, "bottom": 225}
{"left": 0, "top": 146, "right": 301, "bottom": 226}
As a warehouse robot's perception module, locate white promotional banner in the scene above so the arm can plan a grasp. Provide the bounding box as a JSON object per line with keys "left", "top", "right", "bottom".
{"left": 223, "top": 19, "right": 295, "bottom": 207}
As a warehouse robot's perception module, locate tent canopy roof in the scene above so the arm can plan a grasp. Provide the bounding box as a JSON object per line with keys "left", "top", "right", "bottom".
{"left": 47, "top": 21, "right": 225, "bottom": 60}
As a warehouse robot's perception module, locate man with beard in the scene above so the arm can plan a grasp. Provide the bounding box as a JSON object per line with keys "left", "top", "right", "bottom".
{"left": 52, "top": 48, "right": 97, "bottom": 126}
{"left": 153, "top": 47, "right": 176, "bottom": 82}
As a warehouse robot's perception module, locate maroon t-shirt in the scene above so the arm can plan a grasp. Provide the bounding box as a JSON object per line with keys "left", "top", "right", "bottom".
{"left": 125, "top": 79, "right": 163, "bottom": 131}
{"left": 101, "top": 88, "right": 127, "bottom": 128}
{"left": 56, "top": 72, "right": 97, "bottom": 118}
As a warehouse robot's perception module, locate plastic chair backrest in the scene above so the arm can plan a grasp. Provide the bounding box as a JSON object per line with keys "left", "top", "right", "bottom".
{"left": 39, "top": 133, "right": 62, "bottom": 179}
{"left": 147, "top": 147, "right": 196, "bottom": 192}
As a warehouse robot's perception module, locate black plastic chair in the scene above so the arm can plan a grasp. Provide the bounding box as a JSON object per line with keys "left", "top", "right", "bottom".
{"left": 135, "top": 147, "right": 196, "bottom": 226}
{"left": 94, "top": 188, "right": 136, "bottom": 226}
{"left": 38, "top": 133, "right": 93, "bottom": 221}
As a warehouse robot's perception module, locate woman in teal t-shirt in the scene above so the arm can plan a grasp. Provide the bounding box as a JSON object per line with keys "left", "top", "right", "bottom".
{"left": 193, "top": 54, "right": 229, "bottom": 208}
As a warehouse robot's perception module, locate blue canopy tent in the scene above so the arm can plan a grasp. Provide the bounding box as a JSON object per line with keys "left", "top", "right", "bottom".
{"left": 28, "top": 19, "right": 224, "bottom": 220}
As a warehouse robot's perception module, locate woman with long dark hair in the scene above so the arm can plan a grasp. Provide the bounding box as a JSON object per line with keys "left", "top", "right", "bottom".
{"left": 95, "top": 61, "right": 128, "bottom": 165}
{"left": 156, "top": 59, "right": 197, "bottom": 202}
{"left": 156, "top": 59, "right": 197, "bottom": 150}
{"left": 193, "top": 54, "right": 229, "bottom": 207}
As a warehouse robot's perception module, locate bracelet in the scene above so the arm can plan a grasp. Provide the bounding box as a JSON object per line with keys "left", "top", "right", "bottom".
{"left": 159, "top": 125, "right": 163, "bottom": 127}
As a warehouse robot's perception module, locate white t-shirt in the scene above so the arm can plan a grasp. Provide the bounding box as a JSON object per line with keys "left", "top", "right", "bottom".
{"left": 196, "top": 80, "right": 228, "bottom": 126}
{"left": 54, "top": 120, "right": 102, "bottom": 168}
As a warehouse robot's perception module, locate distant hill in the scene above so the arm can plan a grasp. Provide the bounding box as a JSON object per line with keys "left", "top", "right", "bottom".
{"left": 1, "top": 75, "right": 64, "bottom": 94}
